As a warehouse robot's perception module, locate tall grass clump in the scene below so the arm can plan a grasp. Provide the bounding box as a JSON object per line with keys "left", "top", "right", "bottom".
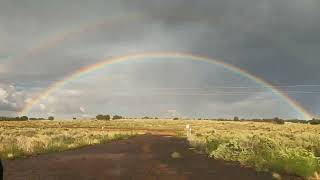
{"left": 189, "top": 134, "right": 320, "bottom": 178}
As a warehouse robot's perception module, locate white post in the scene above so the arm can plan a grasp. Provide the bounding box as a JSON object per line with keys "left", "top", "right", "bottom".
{"left": 186, "top": 124, "right": 191, "bottom": 137}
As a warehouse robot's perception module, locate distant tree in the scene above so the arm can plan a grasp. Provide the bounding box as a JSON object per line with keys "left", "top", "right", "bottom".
{"left": 73, "top": 117, "right": 77, "bottom": 120}
{"left": 112, "top": 115, "right": 123, "bottom": 120}
{"left": 20, "top": 116, "right": 28, "bottom": 121}
{"left": 233, "top": 116, "right": 239, "bottom": 121}
{"left": 96, "top": 114, "right": 104, "bottom": 120}
{"left": 273, "top": 117, "right": 285, "bottom": 124}
{"left": 29, "top": 117, "right": 46, "bottom": 120}
{"left": 48, "top": 116, "right": 54, "bottom": 120}
{"left": 96, "top": 114, "right": 110, "bottom": 120}
{"left": 173, "top": 117, "right": 179, "bottom": 120}
{"left": 309, "top": 119, "right": 320, "bottom": 125}
{"left": 104, "top": 115, "right": 111, "bottom": 120}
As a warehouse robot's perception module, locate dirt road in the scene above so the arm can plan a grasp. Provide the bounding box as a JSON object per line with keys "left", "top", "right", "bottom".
{"left": 3, "top": 134, "right": 273, "bottom": 180}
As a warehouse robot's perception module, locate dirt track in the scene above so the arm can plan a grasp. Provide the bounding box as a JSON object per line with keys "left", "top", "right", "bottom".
{"left": 3, "top": 134, "right": 274, "bottom": 180}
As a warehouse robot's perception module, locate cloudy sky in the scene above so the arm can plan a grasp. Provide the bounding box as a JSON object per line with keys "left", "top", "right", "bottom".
{"left": 0, "top": 0, "right": 319, "bottom": 119}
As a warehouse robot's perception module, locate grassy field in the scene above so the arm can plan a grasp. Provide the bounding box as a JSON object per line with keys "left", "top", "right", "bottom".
{"left": 0, "top": 121, "right": 139, "bottom": 160}
{"left": 1, "top": 119, "right": 320, "bottom": 179}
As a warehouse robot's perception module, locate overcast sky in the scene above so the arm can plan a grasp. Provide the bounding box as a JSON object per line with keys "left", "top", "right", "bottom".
{"left": 0, "top": 0, "right": 319, "bottom": 119}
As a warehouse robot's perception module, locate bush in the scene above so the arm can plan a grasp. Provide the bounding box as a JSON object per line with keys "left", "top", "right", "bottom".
{"left": 309, "top": 119, "right": 320, "bottom": 125}
{"left": 20, "top": 116, "right": 29, "bottom": 121}
{"left": 112, "top": 115, "right": 123, "bottom": 120}
{"left": 273, "top": 117, "right": 285, "bottom": 125}
{"left": 48, "top": 116, "right": 54, "bottom": 120}
{"left": 194, "top": 135, "right": 320, "bottom": 178}
{"left": 96, "top": 115, "right": 110, "bottom": 120}
{"left": 281, "top": 148, "right": 319, "bottom": 177}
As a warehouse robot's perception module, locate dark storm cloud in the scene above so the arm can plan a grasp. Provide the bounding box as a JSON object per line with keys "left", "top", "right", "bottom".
{"left": 0, "top": 0, "right": 319, "bottom": 117}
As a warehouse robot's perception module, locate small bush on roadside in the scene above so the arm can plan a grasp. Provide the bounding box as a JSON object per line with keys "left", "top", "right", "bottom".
{"left": 190, "top": 135, "right": 320, "bottom": 178}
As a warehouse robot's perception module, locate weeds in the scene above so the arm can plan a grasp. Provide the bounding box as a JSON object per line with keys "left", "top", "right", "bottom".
{"left": 189, "top": 134, "right": 320, "bottom": 178}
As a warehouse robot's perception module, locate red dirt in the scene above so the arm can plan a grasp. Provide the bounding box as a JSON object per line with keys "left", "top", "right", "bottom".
{"left": 3, "top": 134, "right": 276, "bottom": 180}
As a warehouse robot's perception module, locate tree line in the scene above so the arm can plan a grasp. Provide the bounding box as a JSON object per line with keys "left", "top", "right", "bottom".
{"left": 96, "top": 114, "right": 123, "bottom": 120}
{"left": 1, "top": 115, "right": 320, "bottom": 125}
{"left": 0, "top": 116, "right": 54, "bottom": 121}
{"left": 195, "top": 116, "right": 320, "bottom": 125}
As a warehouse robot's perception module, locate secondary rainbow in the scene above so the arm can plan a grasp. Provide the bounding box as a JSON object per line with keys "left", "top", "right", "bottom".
{"left": 5, "top": 13, "right": 143, "bottom": 66}
{"left": 5, "top": 13, "right": 220, "bottom": 66}
{"left": 19, "top": 51, "right": 314, "bottom": 119}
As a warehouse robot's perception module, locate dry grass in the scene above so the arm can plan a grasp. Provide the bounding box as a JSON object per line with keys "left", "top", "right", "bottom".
{"left": 1, "top": 119, "right": 320, "bottom": 178}
{"left": 0, "top": 121, "right": 140, "bottom": 159}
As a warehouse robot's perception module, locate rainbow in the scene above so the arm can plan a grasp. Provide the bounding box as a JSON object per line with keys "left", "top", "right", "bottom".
{"left": 5, "top": 13, "right": 221, "bottom": 66}
{"left": 5, "top": 14, "right": 143, "bottom": 66}
{"left": 19, "top": 51, "right": 314, "bottom": 119}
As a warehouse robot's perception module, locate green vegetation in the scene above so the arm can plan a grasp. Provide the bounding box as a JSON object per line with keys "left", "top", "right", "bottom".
{"left": 95, "top": 114, "right": 124, "bottom": 120}
{"left": 112, "top": 115, "right": 123, "bottom": 120}
{"left": 204, "top": 136, "right": 318, "bottom": 177}
{"left": 187, "top": 121, "right": 320, "bottom": 178}
{"left": 96, "top": 114, "right": 111, "bottom": 120}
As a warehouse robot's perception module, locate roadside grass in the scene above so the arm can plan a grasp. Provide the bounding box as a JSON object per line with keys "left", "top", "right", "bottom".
{"left": 188, "top": 131, "right": 320, "bottom": 179}
{"left": 0, "top": 128, "right": 136, "bottom": 159}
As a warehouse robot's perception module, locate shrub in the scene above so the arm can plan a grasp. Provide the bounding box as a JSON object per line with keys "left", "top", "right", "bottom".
{"left": 20, "top": 116, "right": 29, "bottom": 121}
{"left": 273, "top": 117, "right": 285, "bottom": 125}
{"left": 96, "top": 114, "right": 110, "bottom": 120}
{"left": 112, "top": 115, "right": 123, "bottom": 120}
{"left": 192, "top": 135, "right": 320, "bottom": 178}
{"left": 309, "top": 119, "right": 320, "bottom": 125}
{"left": 281, "top": 148, "right": 319, "bottom": 177}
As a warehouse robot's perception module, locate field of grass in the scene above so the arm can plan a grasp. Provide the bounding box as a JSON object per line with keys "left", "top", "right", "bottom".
{"left": 1, "top": 119, "right": 320, "bottom": 178}
{"left": 0, "top": 121, "right": 138, "bottom": 160}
